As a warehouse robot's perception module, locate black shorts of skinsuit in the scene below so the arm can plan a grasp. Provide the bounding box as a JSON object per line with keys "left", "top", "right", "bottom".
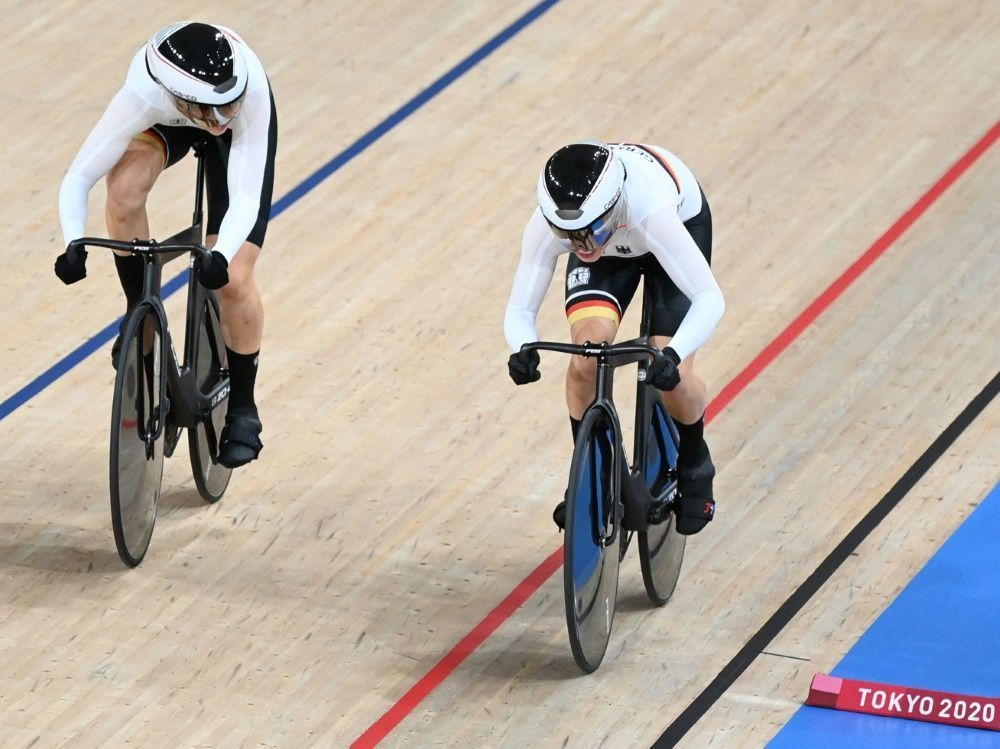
{"left": 564, "top": 189, "right": 712, "bottom": 337}
{"left": 143, "top": 88, "right": 278, "bottom": 248}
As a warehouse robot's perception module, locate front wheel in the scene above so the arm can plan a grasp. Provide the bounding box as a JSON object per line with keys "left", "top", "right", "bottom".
{"left": 638, "top": 399, "right": 686, "bottom": 605}
{"left": 563, "top": 406, "right": 622, "bottom": 673}
{"left": 187, "top": 292, "right": 232, "bottom": 503}
{"left": 109, "top": 305, "right": 166, "bottom": 567}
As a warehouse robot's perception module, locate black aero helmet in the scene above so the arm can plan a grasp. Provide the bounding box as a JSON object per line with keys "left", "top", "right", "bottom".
{"left": 146, "top": 22, "right": 248, "bottom": 106}
{"left": 537, "top": 142, "right": 626, "bottom": 237}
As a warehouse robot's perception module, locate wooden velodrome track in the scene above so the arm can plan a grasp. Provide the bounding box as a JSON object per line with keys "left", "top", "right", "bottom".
{"left": 1, "top": 1, "right": 997, "bottom": 746}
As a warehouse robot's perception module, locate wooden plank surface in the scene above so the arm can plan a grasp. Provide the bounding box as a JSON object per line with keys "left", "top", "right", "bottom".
{"left": 0, "top": 0, "right": 996, "bottom": 746}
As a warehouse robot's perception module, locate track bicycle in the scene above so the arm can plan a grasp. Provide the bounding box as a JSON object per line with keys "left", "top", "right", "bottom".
{"left": 520, "top": 292, "right": 687, "bottom": 673}
{"left": 67, "top": 147, "right": 232, "bottom": 567}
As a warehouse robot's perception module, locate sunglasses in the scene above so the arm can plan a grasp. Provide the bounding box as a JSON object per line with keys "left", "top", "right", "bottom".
{"left": 546, "top": 202, "right": 619, "bottom": 246}
{"left": 172, "top": 93, "right": 246, "bottom": 128}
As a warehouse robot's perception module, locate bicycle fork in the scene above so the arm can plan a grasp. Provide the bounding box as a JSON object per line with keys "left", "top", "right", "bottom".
{"left": 592, "top": 357, "right": 625, "bottom": 549}
{"left": 133, "top": 267, "right": 172, "bottom": 452}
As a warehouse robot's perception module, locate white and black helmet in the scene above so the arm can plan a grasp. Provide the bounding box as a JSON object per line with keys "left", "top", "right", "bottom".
{"left": 146, "top": 22, "right": 248, "bottom": 119}
{"left": 537, "top": 142, "right": 626, "bottom": 242}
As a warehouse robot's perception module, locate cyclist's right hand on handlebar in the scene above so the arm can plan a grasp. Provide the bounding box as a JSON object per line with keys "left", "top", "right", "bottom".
{"left": 54, "top": 244, "right": 88, "bottom": 285}
{"left": 508, "top": 348, "right": 541, "bottom": 385}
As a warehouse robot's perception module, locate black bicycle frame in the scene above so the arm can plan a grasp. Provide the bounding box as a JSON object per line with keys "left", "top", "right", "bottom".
{"left": 520, "top": 290, "right": 673, "bottom": 533}
{"left": 67, "top": 149, "right": 228, "bottom": 442}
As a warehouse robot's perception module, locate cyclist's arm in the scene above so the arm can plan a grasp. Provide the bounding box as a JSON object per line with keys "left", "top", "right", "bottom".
{"left": 640, "top": 207, "right": 725, "bottom": 361}
{"left": 504, "top": 210, "right": 564, "bottom": 350}
{"left": 212, "top": 84, "right": 274, "bottom": 262}
{"left": 58, "top": 86, "right": 158, "bottom": 246}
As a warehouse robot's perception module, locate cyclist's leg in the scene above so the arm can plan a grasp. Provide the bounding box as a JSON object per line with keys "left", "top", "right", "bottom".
{"left": 648, "top": 343, "right": 707, "bottom": 424}
{"left": 566, "top": 317, "right": 618, "bottom": 420}
{"left": 105, "top": 133, "right": 165, "bottom": 243}
{"left": 105, "top": 133, "right": 164, "bottom": 367}
{"left": 105, "top": 126, "right": 198, "bottom": 367}
{"left": 203, "top": 94, "right": 276, "bottom": 467}
{"left": 564, "top": 254, "right": 642, "bottom": 424}
{"left": 212, "top": 239, "right": 264, "bottom": 424}
{"left": 211, "top": 239, "right": 264, "bottom": 356}
{"left": 556, "top": 315, "right": 619, "bottom": 530}
{"left": 212, "top": 240, "right": 264, "bottom": 468}
{"left": 553, "top": 256, "right": 641, "bottom": 529}
{"left": 646, "top": 191, "right": 716, "bottom": 533}
{"left": 647, "top": 348, "right": 715, "bottom": 535}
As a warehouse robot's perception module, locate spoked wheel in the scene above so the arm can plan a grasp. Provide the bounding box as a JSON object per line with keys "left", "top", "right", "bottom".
{"left": 563, "top": 407, "right": 622, "bottom": 673}
{"left": 639, "top": 399, "right": 686, "bottom": 605}
{"left": 188, "top": 293, "right": 232, "bottom": 503}
{"left": 109, "top": 306, "right": 166, "bottom": 567}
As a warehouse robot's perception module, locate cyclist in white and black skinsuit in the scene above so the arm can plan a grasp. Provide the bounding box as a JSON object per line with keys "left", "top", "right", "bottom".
{"left": 55, "top": 21, "right": 278, "bottom": 469}
{"left": 505, "top": 142, "right": 725, "bottom": 534}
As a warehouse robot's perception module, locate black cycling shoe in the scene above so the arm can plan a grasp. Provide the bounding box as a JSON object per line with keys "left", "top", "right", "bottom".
{"left": 675, "top": 449, "right": 716, "bottom": 535}
{"left": 218, "top": 406, "right": 263, "bottom": 469}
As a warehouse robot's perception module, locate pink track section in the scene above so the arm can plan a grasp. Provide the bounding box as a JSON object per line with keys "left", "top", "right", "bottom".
{"left": 353, "top": 119, "right": 1000, "bottom": 748}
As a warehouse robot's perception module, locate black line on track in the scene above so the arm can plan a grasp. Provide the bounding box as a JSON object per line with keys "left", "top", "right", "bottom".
{"left": 652, "top": 369, "right": 1000, "bottom": 748}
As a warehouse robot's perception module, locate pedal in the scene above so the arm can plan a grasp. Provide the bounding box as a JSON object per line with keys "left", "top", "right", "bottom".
{"left": 646, "top": 485, "right": 678, "bottom": 526}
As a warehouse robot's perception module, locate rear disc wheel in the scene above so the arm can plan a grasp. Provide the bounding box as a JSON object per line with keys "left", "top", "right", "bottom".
{"left": 188, "top": 293, "right": 233, "bottom": 503}
{"left": 638, "top": 399, "right": 686, "bottom": 605}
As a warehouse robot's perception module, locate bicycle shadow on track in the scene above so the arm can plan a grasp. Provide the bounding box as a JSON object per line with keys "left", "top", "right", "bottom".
{"left": 157, "top": 486, "right": 210, "bottom": 512}
{"left": 479, "top": 648, "right": 586, "bottom": 682}
{"left": 0, "top": 522, "right": 124, "bottom": 574}
{"left": 615, "top": 590, "right": 664, "bottom": 613}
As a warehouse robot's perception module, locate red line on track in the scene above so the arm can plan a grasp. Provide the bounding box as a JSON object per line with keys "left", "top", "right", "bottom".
{"left": 351, "top": 548, "right": 563, "bottom": 748}
{"left": 708, "top": 119, "right": 1000, "bottom": 423}
{"left": 352, "top": 119, "right": 1000, "bottom": 748}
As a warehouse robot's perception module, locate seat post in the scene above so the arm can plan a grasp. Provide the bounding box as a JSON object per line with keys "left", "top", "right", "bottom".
{"left": 191, "top": 143, "right": 206, "bottom": 236}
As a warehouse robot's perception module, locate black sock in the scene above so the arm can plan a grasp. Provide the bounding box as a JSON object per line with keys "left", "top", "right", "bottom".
{"left": 114, "top": 254, "right": 144, "bottom": 310}
{"left": 227, "top": 349, "right": 259, "bottom": 410}
{"left": 674, "top": 413, "right": 707, "bottom": 464}
{"left": 570, "top": 416, "right": 581, "bottom": 443}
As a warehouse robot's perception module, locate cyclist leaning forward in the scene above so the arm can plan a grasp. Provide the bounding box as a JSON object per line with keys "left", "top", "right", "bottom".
{"left": 55, "top": 21, "right": 278, "bottom": 469}
{"left": 504, "top": 142, "right": 725, "bottom": 535}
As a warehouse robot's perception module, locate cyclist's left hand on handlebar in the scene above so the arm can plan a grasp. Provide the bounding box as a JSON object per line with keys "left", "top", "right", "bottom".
{"left": 54, "top": 244, "right": 88, "bottom": 285}
{"left": 508, "top": 348, "right": 541, "bottom": 385}
{"left": 195, "top": 250, "right": 229, "bottom": 290}
{"left": 647, "top": 346, "right": 682, "bottom": 390}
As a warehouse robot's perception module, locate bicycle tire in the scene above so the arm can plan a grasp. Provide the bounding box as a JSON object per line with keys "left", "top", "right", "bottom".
{"left": 187, "top": 292, "right": 232, "bottom": 503}
{"left": 109, "top": 305, "right": 166, "bottom": 567}
{"left": 638, "top": 399, "right": 686, "bottom": 606}
{"left": 563, "top": 406, "right": 622, "bottom": 673}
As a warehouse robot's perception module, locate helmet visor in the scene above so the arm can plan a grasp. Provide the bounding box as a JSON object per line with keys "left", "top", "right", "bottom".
{"left": 545, "top": 201, "right": 619, "bottom": 246}
{"left": 172, "top": 92, "right": 246, "bottom": 128}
